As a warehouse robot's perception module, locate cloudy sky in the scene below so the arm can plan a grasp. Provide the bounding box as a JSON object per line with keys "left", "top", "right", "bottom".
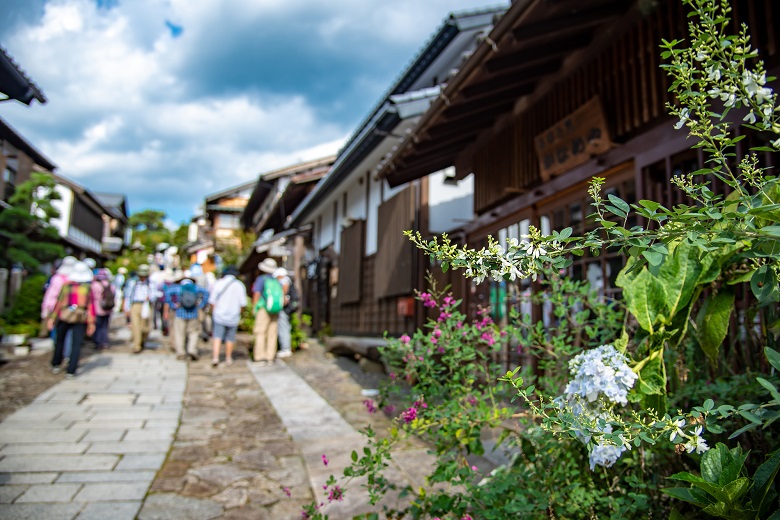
{"left": 0, "top": 0, "right": 507, "bottom": 225}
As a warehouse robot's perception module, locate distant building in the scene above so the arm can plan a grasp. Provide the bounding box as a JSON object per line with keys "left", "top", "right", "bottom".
{"left": 187, "top": 181, "right": 255, "bottom": 272}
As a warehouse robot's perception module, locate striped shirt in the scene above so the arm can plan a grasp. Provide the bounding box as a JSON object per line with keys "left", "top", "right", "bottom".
{"left": 123, "top": 278, "right": 155, "bottom": 311}
{"left": 165, "top": 283, "right": 209, "bottom": 320}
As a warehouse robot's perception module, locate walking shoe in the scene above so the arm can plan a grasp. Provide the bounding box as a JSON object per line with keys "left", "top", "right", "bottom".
{"left": 212, "top": 359, "right": 219, "bottom": 367}
{"left": 51, "top": 366, "right": 62, "bottom": 374}
{"left": 188, "top": 352, "right": 199, "bottom": 361}
{"left": 225, "top": 358, "right": 233, "bottom": 366}
{"left": 132, "top": 348, "right": 142, "bottom": 354}
{"left": 65, "top": 373, "right": 75, "bottom": 379}
{"left": 254, "top": 360, "right": 268, "bottom": 366}
{"left": 176, "top": 355, "right": 186, "bottom": 361}
{"left": 277, "top": 351, "right": 292, "bottom": 358}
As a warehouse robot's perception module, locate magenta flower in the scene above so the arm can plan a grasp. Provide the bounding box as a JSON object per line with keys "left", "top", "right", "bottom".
{"left": 438, "top": 311, "right": 451, "bottom": 322}
{"left": 400, "top": 334, "right": 410, "bottom": 344}
{"left": 401, "top": 406, "right": 417, "bottom": 423}
{"left": 430, "top": 337, "right": 438, "bottom": 344}
{"left": 283, "top": 487, "right": 291, "bottom": 497}
{"left": 437, "top": 346, "right": 445, "bottom": 353}
{"left": 433, "top": 328, "right": 442, "bottom": 338}
{"left": 456, "top": 321, "right": 463, "bottom": 329}
{"left": 384, "top": 405, "right": 395, "bottom": 414}
{"left": 327, "top": 485, "right": 344, "bottom": 502}
{"left": 363, "top": 399, "right": 377, "bottom": 414}
{"left": 443, "top": 295, "right": 455, "bottom": 307}
{"left": 321, "top": 454, "right": 329, "bottom": 466}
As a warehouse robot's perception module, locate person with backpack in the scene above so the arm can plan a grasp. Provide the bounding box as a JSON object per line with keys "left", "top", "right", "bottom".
{"left": 47, "top": 261, "right": 96, "bottom": 378}
{"left": 166, "top": 273, "right": 209, "bottom": 361}
{"left": 251, "top": 258, "right": 284, "bottom": 365}
{"left": 90, "top": 268, "right": 115, "bottom": 350}
{"left": 209, "top": 266, "right": 246, "bottom": 367}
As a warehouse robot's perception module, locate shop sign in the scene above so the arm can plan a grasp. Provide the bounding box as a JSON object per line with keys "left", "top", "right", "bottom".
{"left": 534, "top": 97, "right": 612, "bottom": 181}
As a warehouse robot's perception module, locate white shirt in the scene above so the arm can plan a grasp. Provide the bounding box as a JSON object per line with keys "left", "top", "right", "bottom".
{"left": 208, "top": 275, "right": 247, "bottom": 327}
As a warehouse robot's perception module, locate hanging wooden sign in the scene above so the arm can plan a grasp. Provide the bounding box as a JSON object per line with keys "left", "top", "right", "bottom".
{"left": 534, "top": 97, "right": 612, "bottom": 181}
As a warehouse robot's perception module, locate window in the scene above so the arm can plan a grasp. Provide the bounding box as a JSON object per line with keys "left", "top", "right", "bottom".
{"left": 3, "top": 166, "right": 16, "bottom": 201}
{"left": 218, "top": 213, "right": 240, "bottom": 230}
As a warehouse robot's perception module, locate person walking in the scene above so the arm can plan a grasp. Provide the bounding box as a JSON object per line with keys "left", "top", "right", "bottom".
{"left": 251, "top": 258, "right": 284, "bottom": 365}
{"left": 123, "top": 264, "right": 155, "bottom": 354}
{"left": 90, "top": 268, "right": 114, "bottom": 350}
{"left": 42, "top": 256, "right": 77, "bottom": 357}
{"left": 47, "top": 261, "right": 95, "bottom": 378}
{"left": 166, "top": 274, "right": 209, "bottom": 361}
{"left": 274, "top": 267, "right": 293, "bottom": 359}
{"left": 209, "top": 266, "right": 246, "bottom": 366}
{"left": 114, "top": 267, "right": 127, "bottom": 312}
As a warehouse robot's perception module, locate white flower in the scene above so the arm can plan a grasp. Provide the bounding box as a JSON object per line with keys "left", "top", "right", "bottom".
{"left": 674, "top": 108, "right": 690, "bottom": 129}
{"left": 706, "top": 65, "right": 721, "bottom": 81}
{"left": 772, "top": 138, "right": 780, "bottom": 149}
{"left": 589, "top": 442, "right": 626, "bottom": 470}
{"left": 670, "top": 419, "right": 686, "bottom": 443}
{"left": 744, "top": 111, "right": 757, "bottom": 124}
{"left": 684, "top": 426, "right": 710, "bottom": 454}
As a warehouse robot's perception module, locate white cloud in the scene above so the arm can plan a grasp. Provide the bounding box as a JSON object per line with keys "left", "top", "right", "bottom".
{"left": 1, "top": 0, "right": 507, "bottom": 221}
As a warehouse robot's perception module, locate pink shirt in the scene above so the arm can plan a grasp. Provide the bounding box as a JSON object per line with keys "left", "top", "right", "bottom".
{"left": 42, "top": 272, "right": 68, "bottom": 318}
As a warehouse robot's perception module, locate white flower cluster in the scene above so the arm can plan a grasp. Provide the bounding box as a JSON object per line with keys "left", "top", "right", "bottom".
{"left": 564, "top": 345, "right": 638, "bottom": 406}
{"left": 670, "top": 420, "right": 710, "bottom": 455}
{"left": 559, "top": 345, "right": 639, "bottom": 470}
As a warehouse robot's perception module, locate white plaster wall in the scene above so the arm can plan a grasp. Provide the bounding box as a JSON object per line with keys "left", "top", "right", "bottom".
{"left": 49, "top": 185, "right": 73, "bottom": 239}
{"left": 428, "top": 170, "right": 474, "bottom": 233}
{"left": 346, "top": 179, "right": 366, "bottom": 221}
{"left": 366, "top": 176, "right": 382, "bottom": 255}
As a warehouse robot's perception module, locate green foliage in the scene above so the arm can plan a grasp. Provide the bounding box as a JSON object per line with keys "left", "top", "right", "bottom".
{"left": 0, "top": 172, "right": 64, "bottom": 269}
{"left": 129, "top": 209, "right": 166, "bottom": 231}
{"left": 290, "top": 312, "right": 309, "bottom": 351}
{"left": 3, "top": 274, "right": 47, "bottom": 326}
{"left": 664, "top": 443, "right": 780, "bottom": 519}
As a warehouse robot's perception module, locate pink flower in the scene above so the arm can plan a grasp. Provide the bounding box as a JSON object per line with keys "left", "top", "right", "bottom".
{"left": 401, "top": 406, "right": 417, "bottom": 423}
{"left": 283, "top": 487, "right": 291, "bottom": 497}
{"left": 438, "top": 311, "right": 451, "bottom": 322}
{"left": 481, "top": 331, "right": 496, "bottom": 346}
{"left": 384, "top": 405, "right": 395, "bottom": 414}
{"left": 433, "top": 328, "right": 442, "bottom": 338}
{"left": 400, "top": 334, "right": 410, "bottom": 344}
{"left": 462, "top": 515, "right": 473, "bottom": 520}
{"left": 327, "top": 485, "right": 344, "bottom": 502}
{"left": 419, "top": 292, "right": 437, "bottom": 308}
{"left": 437, "top": 346, "right": 445, "bottom": 353}
{"left": 443, "top": 295, "right": 455, "bottom": 307}
{"left": 471, "top": 465, "right": 478, "bottom": 471}
{"left": 389, "top": 372, "right": 396, "bottom": 380}
{"left": 456, "top": 321, "right": 463, "bottom": 329}
{"left": 363, "top": 399, "right": 377, "bottom": 414}
{"left": 430, "top": 337, "right": 438, "bottom": 344}
{"left": 321, "top": 454, "right": 329, "bottom": 466}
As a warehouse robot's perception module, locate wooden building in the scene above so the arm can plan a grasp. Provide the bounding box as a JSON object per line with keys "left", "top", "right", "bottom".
{"left": 379, "top": 0, "right": 779, "bottom": 326}
{"left": 287, "top": 7, "right": 506, "bottom": 337}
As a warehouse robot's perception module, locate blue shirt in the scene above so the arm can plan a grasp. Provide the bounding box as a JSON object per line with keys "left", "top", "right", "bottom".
{"left": 165, "top": 283, "right": 209, "bottom": 320}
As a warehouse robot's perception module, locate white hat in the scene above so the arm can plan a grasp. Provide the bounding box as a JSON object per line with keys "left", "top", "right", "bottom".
{"left": 84, "top": 258, "right": 97, "bottom": 269}
{"left": 57, "top": 256, "right": 77, "bottom": 275}
{"left": 118, "top": 267, "right": 128, "bottom": 274}
{"left": 273, "top": 267, "right": 288, "bottom": 278}
{"left": 258, "top": 258, "right": 278, "bottom": 274}
{"left": 69, "top": 262, "right": 94, "bottom": 283}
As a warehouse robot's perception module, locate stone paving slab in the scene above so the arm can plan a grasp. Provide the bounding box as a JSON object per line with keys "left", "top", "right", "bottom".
{"left": 57, "top": 470, "right": 156, "bottom": 483}
{"left": 74, "top": 500, "right": 142, "bottom": 520}
{"left": 0, "top": 502, "right": 82, "bottom": 519}
{"left": 73, "top": 481, "right": 150, "bottom": 501}
{"left": 15, "top": 483, "right": 82, "bottom": 502}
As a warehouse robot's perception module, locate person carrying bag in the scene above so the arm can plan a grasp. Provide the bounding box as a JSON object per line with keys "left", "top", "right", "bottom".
{"left": 48, "top": 261, "right": 95, "bottom": 378}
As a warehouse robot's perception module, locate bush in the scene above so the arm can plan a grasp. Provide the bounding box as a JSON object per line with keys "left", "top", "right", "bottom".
{"left": 2, "top": 273, "right": 47, "bottom": 335}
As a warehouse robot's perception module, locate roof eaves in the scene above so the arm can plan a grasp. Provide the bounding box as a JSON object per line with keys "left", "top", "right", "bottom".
{"left": 0, "top": 46, "right": 46, "bottom": 105}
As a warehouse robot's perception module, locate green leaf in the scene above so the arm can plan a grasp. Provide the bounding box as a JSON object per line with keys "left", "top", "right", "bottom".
{"left": 643, "top": 250, "right": 665, "bottom": 266}
{"left": 723, "top": 477, "right": 750, "bottom": 503}
{"left": 559, "top": 227, "right": 573, "bottom": 239}
{"left": 757, "top": 377, "right": 780, "bottom": 402}
{"left": 607, "top": 193, "right": 630, "bottom": 214}
{"left": 663, "top": 486, "right": 712, "bottom": 506}
{"left": 766, "top": 347, "right": 780, "bottom": 371}
{"left": 605, "top": 204, "right": 627, "bottom": 218}
{"left": 752, "top": 448, "right": 780, "bottom": 514}
{"left": 695, "top": 288, "right": 735, "bottom": 366}
{"left": 751, "top": 265, "right": 779, "bottom": 304}
{"left": 758, "top": 225, "right": 780, "bottom": 237}
{"left": 658, "top": 241, "right": 704, "bottom": 319}
{"left": 617, "top": 266, "right": 667, "bottom": 334}
{"left": 702, "top": 444, "right": 733, "bottom": 485}
{"left": 441, "top": 261, "right": 449, "bottom": 273}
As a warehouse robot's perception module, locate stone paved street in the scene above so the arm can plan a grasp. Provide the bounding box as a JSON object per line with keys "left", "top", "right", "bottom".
{"left": 0, "top": 318, "right": 439, "bottom": 519}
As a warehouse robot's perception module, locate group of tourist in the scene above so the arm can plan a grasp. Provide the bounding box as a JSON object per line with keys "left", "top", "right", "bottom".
{"left": 41, "top": 254, "right": 299, "bottom": 377}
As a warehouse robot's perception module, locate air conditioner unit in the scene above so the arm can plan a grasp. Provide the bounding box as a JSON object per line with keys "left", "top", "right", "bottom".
{"left": 101, "top": 236, "right": 124, "bottom": 253}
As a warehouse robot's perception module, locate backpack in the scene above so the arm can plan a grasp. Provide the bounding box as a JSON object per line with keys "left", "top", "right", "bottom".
{"left": 261, "top": 277, "right": 284, "bottom": 315}
{"left": 284, "top": 282, "right": 299, "bottom": 313}
{"left": 179, "top": 283, "right": 200, "bottom": 311}
{"left": 59, "top": 282, "right": 90, "bottom": 324}
{"left": 100, "top": 282, "right": 115, "bottom": 311}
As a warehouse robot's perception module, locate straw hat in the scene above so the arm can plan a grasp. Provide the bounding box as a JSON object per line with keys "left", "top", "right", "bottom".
{"left": 258, "top": 258, "right": 278, "bottom": 274}
{"left": 70, "top": 262, "right": 94, "bottom": 283}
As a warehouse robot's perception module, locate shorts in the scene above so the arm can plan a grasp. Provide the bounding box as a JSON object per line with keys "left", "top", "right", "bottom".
{"left": 212, "top": 322, "right": 238, "bottom": 343}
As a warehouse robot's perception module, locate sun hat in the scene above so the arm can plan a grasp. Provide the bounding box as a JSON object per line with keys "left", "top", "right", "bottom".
{"left": 84, "top": 258, "right": 97, "bottom": 269}
{"left": 137, "top": 264, "right": 151, "bottom": 277}
{"left": 56, "top": 256, "right": 77, "bottom": 275}
{"left": 118, "top": 267, "right": 128, "bottom": 274}
{"left": 69, "top": 262, "right": 94, "bottom": 283}
{"left": 273, "top": 267, "right": 288, "bottom": 278}
{"left": 258, "top": 258, "right": 278, "bottom": 274}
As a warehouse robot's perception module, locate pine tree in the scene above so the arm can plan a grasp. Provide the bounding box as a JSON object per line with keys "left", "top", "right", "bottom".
{"left": 0, "top": 172, "right": 64, "bottom": 270}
